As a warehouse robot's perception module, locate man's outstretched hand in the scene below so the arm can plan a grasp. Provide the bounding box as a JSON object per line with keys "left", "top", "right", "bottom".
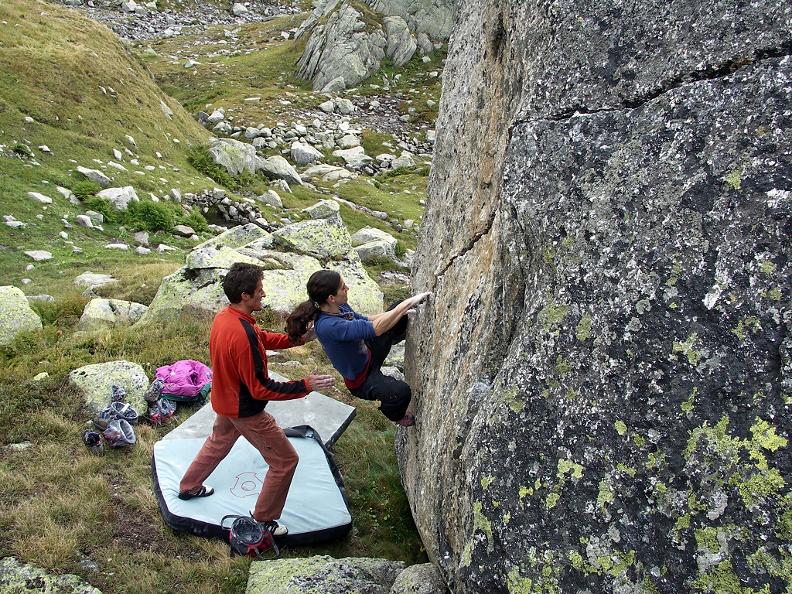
{"left": 308, "top": 374, "right": 335, "bottom": 391}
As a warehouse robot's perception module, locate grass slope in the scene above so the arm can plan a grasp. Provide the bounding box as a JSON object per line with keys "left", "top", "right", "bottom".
{"left": 0, "top": 3, "right": 428, "bottom": 590}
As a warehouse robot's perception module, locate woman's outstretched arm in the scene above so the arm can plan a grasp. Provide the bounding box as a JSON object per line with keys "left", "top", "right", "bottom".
{"left": 370, "top": 292, "right": 431, "bottom": 336}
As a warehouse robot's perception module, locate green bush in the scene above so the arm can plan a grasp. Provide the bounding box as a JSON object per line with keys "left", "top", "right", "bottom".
{"left": 179, "top": 206, "right": 209, "bottom": 233}
{"left": 71, "top": 180, "right": 102, "bottom": 201}
{"left": 125, "top": 200, "right": 175, "bottom": 232}
{"left": 395, "top": 241, "right": 407, "bottom": 258}
{"left": 12, "top": 143, "right": 33, "bottom": 158}
{"left": 83, "top": 197, "right": 116, "bottom": 223}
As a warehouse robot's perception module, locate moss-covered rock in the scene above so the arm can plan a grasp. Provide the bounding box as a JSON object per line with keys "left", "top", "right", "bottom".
{"left": 246, "top": 555, "right": 404, "bottom": 594}
{"left": 68, "top": 360, "right": 148, "bottom": 412}
{"left": 77, "top": 298, "right": 148, "bottom": 331}
{"left": 0, "top": 557, "right": 102, "bottom": 594}
{"left": 272, "top": 219, "right": 353, "bottom": 261}
{"left": 0, "top": 286, "right": 42, "bottom": 346}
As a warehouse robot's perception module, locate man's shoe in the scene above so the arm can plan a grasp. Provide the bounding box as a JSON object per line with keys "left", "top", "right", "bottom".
{"left": 178, "top": 485, "right": 215, "bottom": 500}
{"left": 262, "top": 520, "right": 288, "bottom": 537}
{"left": 396, "top": 413, "right": 415, "bottom": 427}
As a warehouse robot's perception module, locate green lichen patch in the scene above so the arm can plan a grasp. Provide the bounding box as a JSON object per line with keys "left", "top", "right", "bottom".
{"left": 472, "top": 501, "right": 494, "bottom": 552}
{"left": 724, "top": 169, "right": 743, "bottom": 190}
{"left": 575, "top": 314, "right": 592, "bottom": 341}
{"left": 672, "top": 332, "right": 701, "bottom": 365}
{"left": 597, "top": 478, "right": 614, "bottom": 512}
{"left": 749, "top": 419, "right": 788, "bottom": 452}
{"left": 557, "top": 459, "right": 584, "bottom": 481}
{"left": 682, "top": 387, "right": 698, "bottom": 415}
{"left": 731, "top": 316, "right": 762, "bottom": 342}
{"left": 614, "top": 420, "right": 628, "bottom": 436}
{"left": 538, "top": 302, "right": 569, "bottom": 333}
{"left": 481, "top": 475, "right": 496, "bottom": 490}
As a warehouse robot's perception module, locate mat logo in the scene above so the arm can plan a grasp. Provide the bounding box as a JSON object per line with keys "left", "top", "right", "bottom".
{"left": 230, "top": 472, "right": 264, "bottom": 498}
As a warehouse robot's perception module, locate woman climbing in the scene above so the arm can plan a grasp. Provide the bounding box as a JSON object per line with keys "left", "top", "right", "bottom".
{"left": 286, "top": 270, "right": 430, "bottom": 427}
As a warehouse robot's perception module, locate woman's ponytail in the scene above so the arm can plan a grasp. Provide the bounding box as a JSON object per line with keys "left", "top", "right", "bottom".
{"left": 285, "top": 300, "right": 317, "bottom": 343}
{"left": 285, "top": 269, "right": 343, "bottom": 343}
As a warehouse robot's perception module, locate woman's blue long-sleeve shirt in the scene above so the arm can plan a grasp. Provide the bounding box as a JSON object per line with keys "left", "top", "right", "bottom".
{"left": 314, "top": 304, "right": 376, "bottom": 387}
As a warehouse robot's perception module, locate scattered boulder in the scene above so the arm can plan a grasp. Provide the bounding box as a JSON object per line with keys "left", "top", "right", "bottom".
{"left": 77, "top": 298, "right": 148, "bottom": 331}
{"left": 246, "top": 555, "right": 404, "bottom": 594}
{"left": 383, "top": 16, "right": 416, "bottom": 67}
{"left": 355, "top": 239, "right": 397, "bottom": 263}
{"left": 390, "top": 563, "right": 448, "bottom": 594}
{"left": 259, "top": 155, "right": 303, "bottom": 186}
{"left": 350, "top": 226, "right": 397, "bottom": 248}
{"left": 256, "top": 190, "right": 283, "bottom": 209}
{"left": 291, "top": 141, "right": 324, "bottom": 165}
{"left": 68, "top": 360, "right": 148, "bottom": 412}
{"left": 76, "top": 166, "right": 112, "bottom": 187}
{"left": 96, "top": 186, "right": 139, "bottom": 211}
{"left": 332, "top": 146, "right": 372, "bottom": 168}
{"left": 392, "top": 151, "right": 416, "bottom": 170}
{"left": 303, "top": 199, "right": 341, "bottom": 221}
{"left": 74, "top": 271, "right": 116, "bottom": 289}
{"left": 24, "top": 250, "right": 52, "bottom": 261}
{"left": 0, "top": 286, "right": 43, "bottom": 346}
{"left": 174, "top": 224, "right": 196, "bottom": 237}
{"left": 27, "top": 191, "right": 53, "bottom": 205}
{"left": 208, "top": 137, "right": 259, "bottom": 176}
{"left": 303, "top": 164, "right": 356, "bottom": 182}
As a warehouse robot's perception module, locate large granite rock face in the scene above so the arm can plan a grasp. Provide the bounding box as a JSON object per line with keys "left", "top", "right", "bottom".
{"left": 400, "top": 1, "right": 791, "bottom": 592}
{"left": 0, "top": 286, "right": 43, "bottom": 346}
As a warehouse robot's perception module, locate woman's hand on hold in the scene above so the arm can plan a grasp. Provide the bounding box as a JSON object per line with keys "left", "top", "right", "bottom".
{"left": 308, "top": 373, "right": 335, "bottom": 391}
{"left": 409, "top": 292, "right": 432, "bottom": 307}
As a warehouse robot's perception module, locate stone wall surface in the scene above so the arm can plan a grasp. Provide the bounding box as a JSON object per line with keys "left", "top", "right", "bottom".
{"left": 400, "top": 0, "right": 792, "bottom": 592}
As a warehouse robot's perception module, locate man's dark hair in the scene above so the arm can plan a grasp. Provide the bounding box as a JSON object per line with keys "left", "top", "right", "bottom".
{"left": 223, "top": 262, "right": 263, "bottom": 304}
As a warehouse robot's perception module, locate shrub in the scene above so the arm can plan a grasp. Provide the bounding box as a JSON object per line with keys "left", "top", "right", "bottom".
{"left": 395, "top": 241, "right": 407, "bottom": 258}
{"left": 12, "top": 143, "right": 33, "bottom": 158}
{"left": 71, "top": 180, "right": 102, "bottom": 201}
{"left": 179, "top": 206, "right": 209, "bottom": 233}
{"left": 125, "top": 200, "right": 175, "bottom": 232}
{"left": 83, "top": 197, "right": 116, "bottom": 223}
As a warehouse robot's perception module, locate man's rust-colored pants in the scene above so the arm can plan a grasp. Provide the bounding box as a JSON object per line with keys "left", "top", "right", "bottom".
{"left": 179, "top": 409, "right": 298, "bottom": 522}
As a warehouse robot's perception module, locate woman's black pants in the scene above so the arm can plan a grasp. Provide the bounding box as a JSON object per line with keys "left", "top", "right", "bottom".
{"left": 350, "top": 304, "right": 410, "bottom": 421}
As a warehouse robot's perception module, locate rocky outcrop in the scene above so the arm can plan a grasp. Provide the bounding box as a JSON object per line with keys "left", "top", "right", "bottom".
{"left": 0, "top": 286, "right": 43, "bottom": 346}
{"left": 137, "top": 220, "right": 383, "bottom": 323}
{"left": 366, "top": 0, "right": 455, "bottom": 41}
{"left": 296, "top": 3, "right": 387, "bottom": 91}
{"left": 400, "top": 0, "right": 792, "bottom": 592}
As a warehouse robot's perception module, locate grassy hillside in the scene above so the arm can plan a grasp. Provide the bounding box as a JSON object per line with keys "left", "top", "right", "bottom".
{"left": 0, "top": 3, "right": 429, "bottom": 591}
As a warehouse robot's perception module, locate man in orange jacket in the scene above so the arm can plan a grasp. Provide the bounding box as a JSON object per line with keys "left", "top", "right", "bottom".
{"left": 178, "top": 262, "right": 334, "bottom": 537}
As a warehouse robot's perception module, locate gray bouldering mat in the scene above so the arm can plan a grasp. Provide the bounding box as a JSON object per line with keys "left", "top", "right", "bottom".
{"left": 153, "top": 426, "right": 351, "bottom": 546}
{"left": 162, "top": 371, "right": 355, "bottom": 448}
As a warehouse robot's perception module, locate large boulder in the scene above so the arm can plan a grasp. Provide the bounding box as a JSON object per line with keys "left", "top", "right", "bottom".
{"left": 351, "top": 226, "right": 397, "bottom": 248}
{"left": 383, "top": 16, "right": 416, "bottom": 67}
{"left": 258, "top": 155, "right": 303, "bottom": 186}
{"left": 134, "top": 267, "right": 228, "bottom": 325}
{"left": 0, "top": 557, "right": 102, "bottom": 594}
{"left": 291, "top": 141, "right": 324, "bottom": 165}
{"left": 399, "top": 0, "right": 792, "bottom": 592}
{"left": 296, "top": 3, "right": 387, "bottom": 91}
{"left": 77, "top": 298, "right": 148, "bottom": 331}
{"left": 272, "top": 219, "right": 353, "bottom": 261}
{"left": 185, "top": 245, "right": 266, "bottom": 270}
{"left": 68, "top": 360, "right": 148, "bottom": 412}
{"left": 332, "top": 146, "right": 372, "bottom": 168}
{"left": 328, "top": 256, "right": 383, "bottom": 315}
{"left": 96, "top": 186, "right": 139, "bottom": 210}
{"left": 0, "top": 286, "right": 43, "bottom": 346}
{"left": 195, "top": 223, "right": 269, "bottom": 252}
{"left": 303, "top": 164, "right": 356, "bottom": 182}
{"left": 247, "top": 555, "right": 404, "bottom": 594}
{"left": 208, "top": 138, "right": 259, "bottom": 176}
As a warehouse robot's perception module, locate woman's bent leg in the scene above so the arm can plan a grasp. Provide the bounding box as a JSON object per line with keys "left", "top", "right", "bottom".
{"left": 357, "top": 370, "right": 411, "bottom": 421}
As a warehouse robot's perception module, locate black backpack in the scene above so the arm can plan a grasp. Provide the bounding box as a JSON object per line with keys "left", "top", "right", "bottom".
{"left": 221, "top": 515, "right": 279, "bottom": 559}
